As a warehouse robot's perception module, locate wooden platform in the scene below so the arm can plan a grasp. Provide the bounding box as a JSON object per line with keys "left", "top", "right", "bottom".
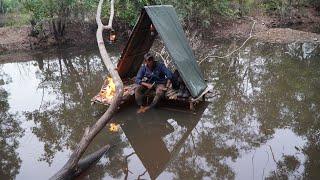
{"left": 91, "top": 79, "right": 208, "bottom": 111}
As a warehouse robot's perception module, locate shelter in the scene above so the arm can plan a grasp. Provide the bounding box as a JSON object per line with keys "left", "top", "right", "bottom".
{"left": 117, "top": 5, "right": 208, "bottom": 98}
{"left": 92, "top": 5, "right": 211, "bottom": 109}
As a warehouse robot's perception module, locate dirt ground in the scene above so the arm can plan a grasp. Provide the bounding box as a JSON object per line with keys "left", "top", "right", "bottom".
{"left": 0, "top": 26, "right": 33, "bottom": 52}
{"left": 254, "top": 28, "right": 320, "bottom": 43}
{"left": 0, "top": 22, "right": 98, "bottom": 54}
{"left": 204, "top": 7, "right": 320, "bottom": 44}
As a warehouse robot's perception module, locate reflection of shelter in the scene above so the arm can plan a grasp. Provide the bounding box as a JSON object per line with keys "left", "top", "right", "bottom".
{"left": 92, "top": 5, "right": 211, "bottom": 110}
{"left": 114, "top": 104, "right": 207, "bottom": 179}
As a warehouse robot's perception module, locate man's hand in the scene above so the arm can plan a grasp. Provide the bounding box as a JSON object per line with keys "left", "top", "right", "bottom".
{"left": 141, "top": 82, "right": 154, "bottom": 89}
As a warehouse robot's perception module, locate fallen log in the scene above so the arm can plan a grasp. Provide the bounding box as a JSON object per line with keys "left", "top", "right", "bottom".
{"left": 73, "top": 145, "right": 113, "bottom": 178}
{"left": 54, "top": 145, "right": 112, "bottom": 180}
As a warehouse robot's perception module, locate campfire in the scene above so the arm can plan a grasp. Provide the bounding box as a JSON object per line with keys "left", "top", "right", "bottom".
{"left": 100, "top": 77, "right": 116, "bottom": 101}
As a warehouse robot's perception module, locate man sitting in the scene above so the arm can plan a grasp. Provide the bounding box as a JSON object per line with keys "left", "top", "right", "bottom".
{"left": 135, "top": 53, "right": 172, "bottom": 113}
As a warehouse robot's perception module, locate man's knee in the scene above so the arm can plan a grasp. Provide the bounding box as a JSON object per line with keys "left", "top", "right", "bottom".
{"left": 135, "top": 85, "right": 147, "bottom": 97}
{"left": 135, "top": 85, "right": 146, "bottom": 97}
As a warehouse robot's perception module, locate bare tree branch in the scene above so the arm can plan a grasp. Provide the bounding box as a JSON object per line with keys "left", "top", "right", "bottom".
{"left": 198, "top": 20, "right": 256, "bottom": 64}
{"left": 50, "top": 0, "right": 124, "bottom": 179}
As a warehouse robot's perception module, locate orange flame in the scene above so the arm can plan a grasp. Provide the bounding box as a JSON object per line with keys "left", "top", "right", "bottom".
{"left": 109, "top": 123, "right": 120, "bottom": 132}
{"left": 101, "top": 77, "right": 116, "bottom": 101}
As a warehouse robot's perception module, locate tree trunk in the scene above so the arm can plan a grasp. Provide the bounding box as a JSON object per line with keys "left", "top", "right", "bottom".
{"left": 0, "top": 1, "right": 1, "bottom": 13}
{"left": 52, "top": 18, "right": 66, "bottom": 42}
{"left": 0, "top": 0, "right": 4, "bottom": 14}
{"left": 239, "top": 0, "right": 244, "bottom": 17}
{"left": 52, "top": 20, "right": 59, "bottom": 40}
{"left": 50, "top": 0, "right": 123, "bottom": 179}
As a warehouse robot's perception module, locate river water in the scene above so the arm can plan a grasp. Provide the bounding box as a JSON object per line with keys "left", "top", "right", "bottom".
{"left": 0, "top": 40, "right": 319, "bottom": 179}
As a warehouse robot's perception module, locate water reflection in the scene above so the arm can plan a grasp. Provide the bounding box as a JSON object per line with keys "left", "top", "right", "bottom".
{"left": 0, "top": 41, "right": 319, "bottom": 179}
{"left": 18, "top": 47, "right": 129, "bottom": 179}
{"left": 110, "top": 103, "right": 207, "bottom": 179}
{"left": 24, "top": 52, "right": 109, "bottom": 164}
{"left": 0, "top": 66, "right": 24, "bottom": 179}
{"left": 200, "top": 41, "right": 320, "bottom": 179}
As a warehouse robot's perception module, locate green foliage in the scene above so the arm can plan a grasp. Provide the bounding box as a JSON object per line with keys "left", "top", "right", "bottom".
{"left": 113, "top": 0, "right": 155, "bottom": 26}
{"left": 116, "top": 1, "right": 138, "bottom": 26}
{"left": 21, "top": 0, "right": 101, "bottom": 37}
{"left": 238, "top": 0, "right": 255, "bottom": 16}
{"left": 161, "top": 0, "right": 237, "bottom": 25}
{"left": 23, "top": 0, "right": 48, "bottom": 22}
{"left": 261, "top": 0, "right": 286, "bottom": 14}
{"left": 259, "top": 0, "right": 319, "bottom": 16}
{"left": 1, "top": 0, "right": 23, "bottom": 13}
{"left": 22, "top": 0, "right": 155, "bottom": 26}
{"left": 22, "top": 0, "right": 99, "bottom": 22}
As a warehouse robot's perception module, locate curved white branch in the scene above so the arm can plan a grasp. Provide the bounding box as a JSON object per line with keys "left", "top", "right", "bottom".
{"left": 96, "top": 0, "right": 115, "bottom": 29}
{"left": 50, "top": 0, "right": 123, "bottom": 179}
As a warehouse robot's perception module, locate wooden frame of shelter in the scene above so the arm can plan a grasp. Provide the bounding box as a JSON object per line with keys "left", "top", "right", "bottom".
{"left": 92, "top": 5, "right": 211, "bottom": 110}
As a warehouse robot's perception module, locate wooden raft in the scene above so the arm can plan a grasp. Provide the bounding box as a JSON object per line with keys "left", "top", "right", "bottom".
{"left": 91, "top": 79, "right": 205, "bottom": 110}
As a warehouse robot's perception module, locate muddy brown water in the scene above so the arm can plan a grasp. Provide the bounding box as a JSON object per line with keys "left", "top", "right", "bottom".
{"left": 0, "top": 40, "right": 319, "bottom": 179}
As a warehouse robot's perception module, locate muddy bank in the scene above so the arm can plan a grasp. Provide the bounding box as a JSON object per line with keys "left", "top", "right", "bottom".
{"left": 255, "top": 28, "right": 320, "bottom": 44}
{"left": 0, "top": 19, "right": 132, "bottom": 54}
{"left": 0, "top": 26, "right": 32, "bottom": 52}
{"left": 207, "top": 7, "right": 320, "bottom": 39}
{"left": 0, "top": 22, "right": 98, "bottom": 53}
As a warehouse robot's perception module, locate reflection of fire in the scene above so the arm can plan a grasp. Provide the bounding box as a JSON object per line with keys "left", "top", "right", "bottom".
{"left": 109, "top": 123, "right": 120, "bottom": 132}
{"left": 101, "top": 77, "right": 115, "bottom": 100}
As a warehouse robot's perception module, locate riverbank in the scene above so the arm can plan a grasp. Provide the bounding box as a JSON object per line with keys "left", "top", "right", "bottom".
{"left": 0, "top": 22, "right": 98, "bottom": 53}
{"left": 0, "top": 7, "right": 319, "bottom": 54}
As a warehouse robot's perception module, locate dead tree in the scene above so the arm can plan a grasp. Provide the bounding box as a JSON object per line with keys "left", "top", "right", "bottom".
{"left": 50, "top": 0, "right": 124, "bottom": 179}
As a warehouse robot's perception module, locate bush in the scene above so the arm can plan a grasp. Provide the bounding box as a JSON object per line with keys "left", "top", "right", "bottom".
{"left": 260, "top": 0, "right": 319, "bottom": 17}
{"left": 1, "top": 0, "right": 25, "bottom": 13}
{"left": 260, "top": 0, "right": 293, "bottom": 17}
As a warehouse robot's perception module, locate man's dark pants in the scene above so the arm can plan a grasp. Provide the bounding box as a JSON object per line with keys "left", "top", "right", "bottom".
{"left": 135, "top": 84, "right": 165, "bottom": 108}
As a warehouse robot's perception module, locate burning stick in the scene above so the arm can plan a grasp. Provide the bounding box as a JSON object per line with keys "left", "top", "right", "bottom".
{"left": 99, "top": 77, "right": 116, "bottom": 103}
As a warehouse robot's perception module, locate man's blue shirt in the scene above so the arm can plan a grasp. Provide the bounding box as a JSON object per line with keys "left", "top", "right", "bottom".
{"left": 135, "top": 62, "right": 172, "bottom": 85}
